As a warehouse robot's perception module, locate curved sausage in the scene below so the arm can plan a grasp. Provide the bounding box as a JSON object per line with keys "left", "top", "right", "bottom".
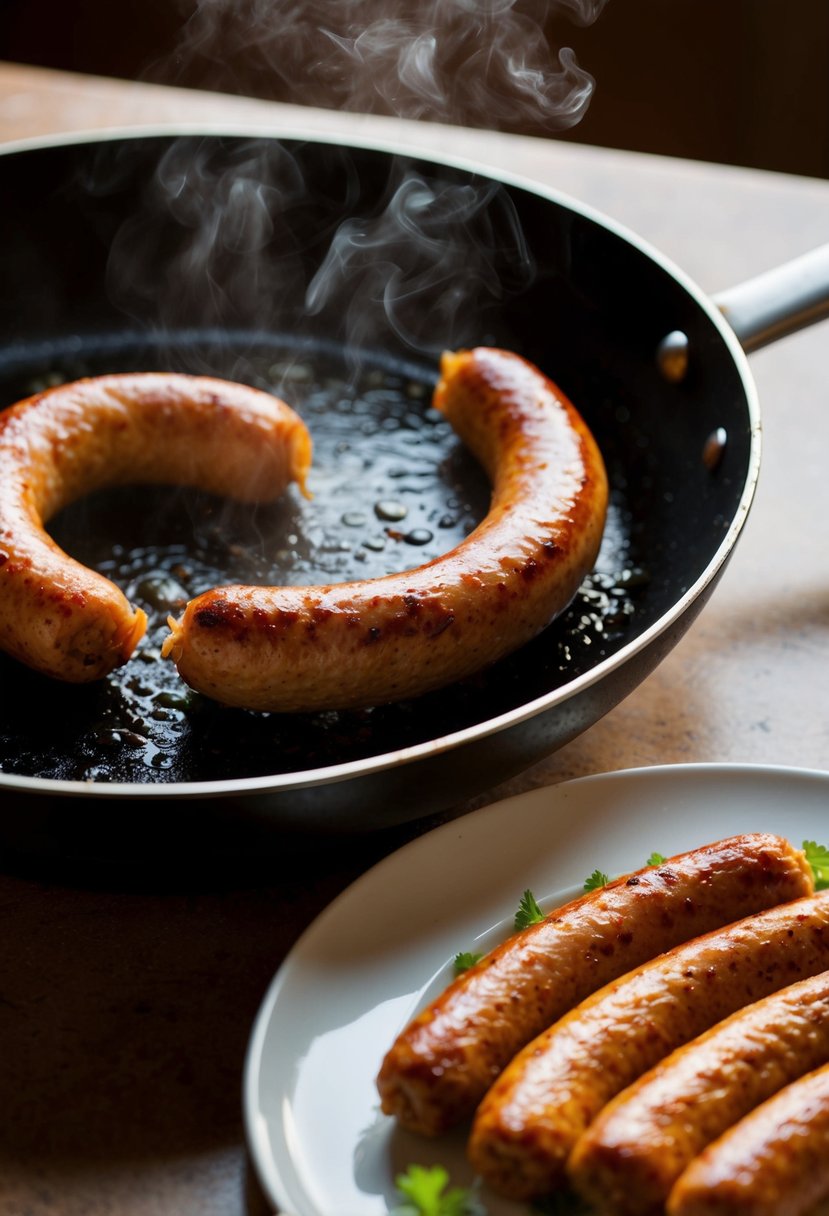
{"left": 468, "top": 890, "right": 829, "bottom": 1201}
{"left": 668, "top": 1061, "right": 829, "bottom": 1216}
{"left": 162, "top": 347, "right": 608, "bottom": 712}
{"left": 569, "top": 970, "right": 829, "bottom": 1215}
{"left": 377, "top": 834, "right": 812, "bottom": 1137}
{"left": 0, "top": 373, "right": 311, "bottom": 682}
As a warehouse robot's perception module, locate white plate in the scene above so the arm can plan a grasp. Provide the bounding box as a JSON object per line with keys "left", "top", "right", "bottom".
{"left": 243, "top": 762, "right": 829, "bottom": 1216}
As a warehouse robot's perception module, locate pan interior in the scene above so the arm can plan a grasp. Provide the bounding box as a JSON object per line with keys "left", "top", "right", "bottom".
{"left": 0, "top": 135, "right": 753, "bottom": 789}
{"left": 0, "top": 330, "right": 643, "bottom": 784}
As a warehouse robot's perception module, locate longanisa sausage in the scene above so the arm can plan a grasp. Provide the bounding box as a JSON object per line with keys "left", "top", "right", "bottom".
{"left": 377, "top": 834, "right": 812, "bottom": 1136}
{"left": 569, "top": 970, "right": 829, "bottom": 1215}
{"left": 162, "top": 348, "right": 608, "bottom": 711}
{"left": 468, "top": 891, "right": 829, "bottom": 1200}
{"left": 0, "top": 373, "right": 310, "bottom": 681}
{"left": 668, "top": 1061, "right": 829, "bottom": 1216}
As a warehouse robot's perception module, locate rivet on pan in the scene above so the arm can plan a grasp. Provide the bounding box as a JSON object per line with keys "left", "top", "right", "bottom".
{"left": 702, "top": 426, "right": 728, "bottom": 471}
{"left": 657, "top": 330, "right": 690, "bottom": 382}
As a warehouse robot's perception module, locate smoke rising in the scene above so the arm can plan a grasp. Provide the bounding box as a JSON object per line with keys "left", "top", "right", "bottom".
{"left": 171, "top": 0, "right": 608, "bottom": 133}
{"left": 100, "top": 139, "right": 335, "bottom": 343}
{"left": 97, "top": 1, "right": 611, "bottom": 367}
{"left": 305, "top": 170, "right": 535, "bottom": 354}
{"left": 95, "top": 137, "right": 535, "bottom": 363}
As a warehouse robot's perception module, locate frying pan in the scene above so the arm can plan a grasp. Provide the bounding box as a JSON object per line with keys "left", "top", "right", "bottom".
{"left": 0, "top": 129, "right": 826, "bottom": 834}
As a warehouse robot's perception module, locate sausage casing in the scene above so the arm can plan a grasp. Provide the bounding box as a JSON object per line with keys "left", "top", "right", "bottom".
{"left": 668, "top": 1061, "right": 829, "bottom": 1216}
{"left": 569, "top": 970, "right": 829, "bottom": 1215}
{"left": 377, "top": 833, "right": 812, "bottom": 1136}
{"left": 163, "top": 347, "right": 608, "bottom": 711}
{"left": 468, "top": 890, "right": 829, "bottom": 1200}
{"left": 0, "top": 373, "right": 310, "bottom": 681}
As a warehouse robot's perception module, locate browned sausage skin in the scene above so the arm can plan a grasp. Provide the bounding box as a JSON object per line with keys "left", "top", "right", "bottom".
{"left": 468, "top": 890, "right": 829, "bottom": 1201}
{"left": 162, "top": 347, "right": 608, "bottom": 712}
{"left": 668, "top": 1061, "right": 829, "bottom": 1216}
{"left": 569, "top": 970, "right": 829, "bottom": 1215}
{"left": 377, "top": 834, "right": 812, "bottom": 1137}
{"left": 0, "top": 374, "right": 310, "bottom": 682}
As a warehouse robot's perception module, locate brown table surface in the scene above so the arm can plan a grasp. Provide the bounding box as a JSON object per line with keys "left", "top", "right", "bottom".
{"left": 1, "top": 61, "right": 829, "bottom": 1216}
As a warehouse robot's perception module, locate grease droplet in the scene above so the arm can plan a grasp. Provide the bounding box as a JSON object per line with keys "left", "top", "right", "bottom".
{"left": 375, "top": 500, "right": 408, "bottom": 522}
{"left": 404, "top": 529, "right": 433, "bottom": 546}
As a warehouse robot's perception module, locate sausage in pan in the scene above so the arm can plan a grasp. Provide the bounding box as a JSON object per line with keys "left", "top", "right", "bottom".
{"left": 668, "top": 1060, "right": 829, "bottom": 1216}
{"left": 569, "top": 969, "right": 829, "bottom": 1215}
{"left": 162, "top": 347, "right": 608, "bottom": 711}
{"left": 468, "top": 890, "right": 829, "bottom": 1200}
{"left": 0, "top": 373, "right": 310, "bottom": 682}
{"left": 377, "top": 833, "right": 812, "bottom": 1136}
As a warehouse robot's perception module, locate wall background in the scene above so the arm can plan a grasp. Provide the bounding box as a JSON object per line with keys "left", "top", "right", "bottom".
{"left": 1, "top": 0, "right": 827, "bottom": 179}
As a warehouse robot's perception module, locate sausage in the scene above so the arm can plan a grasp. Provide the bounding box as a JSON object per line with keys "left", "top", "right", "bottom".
{"left": 568, "top": 970, "right": 829, "bottom": 1215}
{"left": 377, "top": 833, "right": 813, "bottom": 1137}
{"left": 162, "top": 347, "right": 608, "bottom": 712}
{"left": 668, "top": 1061, "right": 829, "bottom": 1216}
{"left": 468, "top": 890, "right": 829, "bottom": 1201}
{"left": 0, "top": 373, "right": 311, "bottom": 682}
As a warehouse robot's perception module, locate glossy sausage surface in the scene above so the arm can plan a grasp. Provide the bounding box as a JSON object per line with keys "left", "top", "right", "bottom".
{"left": 569, "top": 969, "right": 829, "bottom": 1215}
{"left": 468, "top": 891, "right": 829, "bottom": 1201}
{"left": 377, "top": 833, "right": 813, "bottom": 1136}
{"left": 668, "top": 1061, "right": 829, "bottom": 1216}
{"left": 163, "top": 347, "right": 608, "bottom": 711}
{"left": 0, "top": 373, "right": 310, "bottom": 681}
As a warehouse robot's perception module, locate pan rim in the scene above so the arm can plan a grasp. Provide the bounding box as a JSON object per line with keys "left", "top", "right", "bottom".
{"left": 0, "top": 125, "right": 762, "bottom": 801}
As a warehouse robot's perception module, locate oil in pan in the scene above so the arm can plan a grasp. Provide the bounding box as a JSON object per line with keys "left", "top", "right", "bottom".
{"left": 0, "top": 335, "right": 645, "bottom": 785}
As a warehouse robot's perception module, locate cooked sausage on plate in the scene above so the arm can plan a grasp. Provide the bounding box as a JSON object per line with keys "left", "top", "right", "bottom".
{"left": 0, "top": 373, "right": 310, "bottom": 682}
{"left": 468, "top": 890, "right": 829, "bottom": 1200}
{"left": 377, "top": 833, "right": 812, "bottom": 1136}
{"left": 569, "top": 969, "right": 829, "bottom": 1215}
{"left": 667, "top": 1059, "right": 829, "bottom": 1216}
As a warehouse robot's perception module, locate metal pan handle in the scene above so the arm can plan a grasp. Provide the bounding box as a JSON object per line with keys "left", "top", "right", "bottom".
{"left": 713, "top": 242, "right": 829, "bottom": 352}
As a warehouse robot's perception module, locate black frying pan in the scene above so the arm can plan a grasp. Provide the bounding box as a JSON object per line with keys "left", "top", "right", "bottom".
{"left": 0, "top": 130, "right": 819, "bottom": 834}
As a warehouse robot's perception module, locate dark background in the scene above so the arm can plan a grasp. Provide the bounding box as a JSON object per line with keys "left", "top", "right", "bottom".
{"left": 1, "top": 0, "right": 828, "bottom": 179}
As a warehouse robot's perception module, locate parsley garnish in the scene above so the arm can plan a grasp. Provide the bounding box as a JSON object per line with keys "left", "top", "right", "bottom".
{"left": 391, "top": 1164, "right": 485, "bottom": 1216}
{"left": 646, "top": 852, "right": 666, "bottom": 867}
{"left": 803, "top": 841, "right": 829, "bottom": 891}
{"left": 583, "top": 869, "right": 609, "bottom": 891}
{"left": 453, "top": 951, "right": 483, "bottom": 975}
{"left": 514, "top": 888, "right": 545, "bottom": 930}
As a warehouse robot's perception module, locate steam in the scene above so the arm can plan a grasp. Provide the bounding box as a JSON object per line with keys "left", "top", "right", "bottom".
{"left": 305, "top": 172, "right": 534, "bottom": 354}
{"left": 96, "top": 137, "right": 534, "bottom": 363}
{"left": 169, "top": 0, "right": 608, "bottom": 133}
{"left": 100, "top": 138, "right": 332, "bottom": 350}
{"left": 97, "top": 0, "right": 611, "bottom": 368}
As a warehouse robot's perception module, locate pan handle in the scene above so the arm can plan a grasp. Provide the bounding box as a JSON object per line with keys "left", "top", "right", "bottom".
{"left": 713, "top": 242, "right": 829, "bottom": 352}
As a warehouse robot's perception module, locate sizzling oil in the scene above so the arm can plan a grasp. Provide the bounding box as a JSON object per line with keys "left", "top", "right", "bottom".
{"left": 0, "top": 348, "right": 644, "bottom": 784}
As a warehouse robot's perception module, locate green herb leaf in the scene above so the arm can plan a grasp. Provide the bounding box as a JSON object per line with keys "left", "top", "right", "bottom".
{"left": 583, "top": 869, "right": 609, "bottom": 892}
{"left": 646, "top": 852, "right": 666, "bottom": 867}
{"left": 803, "top": 841, "right": 829, "bottom": 891}
{"left": 391, "top": 1164, "right": 485, "bottom": 1216}
{"left": 453, "top": 951, "right": 483, "bottom": 975}
{"left": 514, "top": 888, "right": 545, "bottom": 931}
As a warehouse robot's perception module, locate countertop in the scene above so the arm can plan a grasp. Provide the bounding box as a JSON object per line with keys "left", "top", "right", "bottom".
{"left": 1, "top": 60, "right": 828, "bottom": 1216}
